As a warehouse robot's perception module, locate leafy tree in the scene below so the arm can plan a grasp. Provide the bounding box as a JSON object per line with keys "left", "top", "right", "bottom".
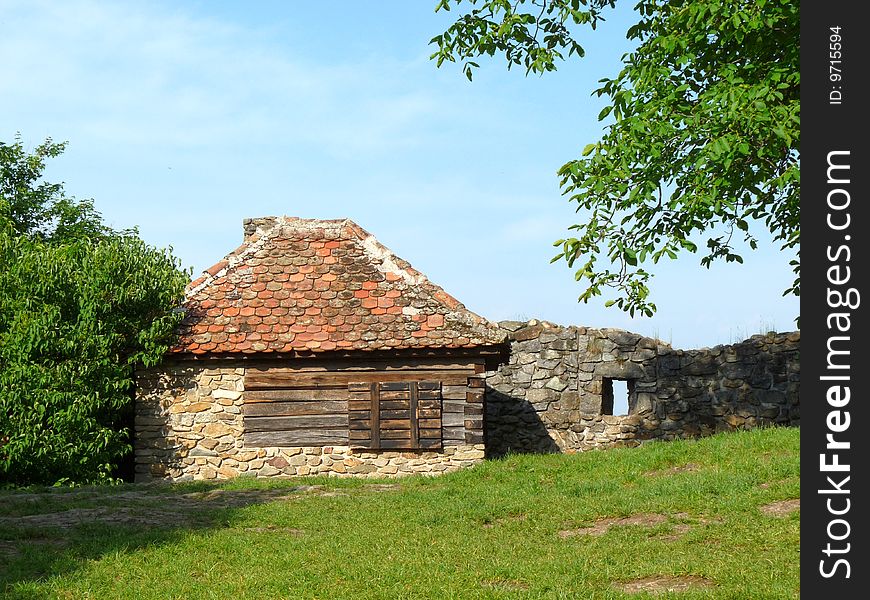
{"left": 0, "top": 136, "right": 188, "bottom": 486}
{"left": 0, "top": 136, "right": 116, "bottom": 243}
{"left": 431, "top": 0, "right": 799, "bottom": 317}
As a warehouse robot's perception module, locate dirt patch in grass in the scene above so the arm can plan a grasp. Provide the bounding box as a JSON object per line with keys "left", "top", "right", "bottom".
{"left": 181, "top": 485, "right": 337, "bottom": 505}
{"left": 481, "top": 578, "right": 530, "bottom": 591}
{"left": 0, "top": 485, "right": 349, "bottom": 532}
{"left": 0, "top": 541, "right": 22, "bottom": 558}
{"left": 616, "top": 575, "right": 714, "bottom": 594}
{"left": 242, "top": 526, "right": 305, "bottom": 535}
{"left": 559, "top": 513, "right": 668, "bottom": 538}
{"left": 2, "top": 507, "right": 194, "bottom": 529}
{"left": 363, "top": 483, "right": 401, "bottom": 492}
{"left": 760, "top": 499, "right": 800, "bottom": 517}
{"left": 643, "top": 463, "right": 701, "bottom": 477}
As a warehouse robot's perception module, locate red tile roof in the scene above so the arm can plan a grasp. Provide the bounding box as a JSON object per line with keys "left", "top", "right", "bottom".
{"left": 172, "top": 217, "right": 506, "bottom": 355}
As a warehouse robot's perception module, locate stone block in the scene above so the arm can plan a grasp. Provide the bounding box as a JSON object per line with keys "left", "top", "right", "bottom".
{"left": 759, "top": 403, "right": 782, "bottom": 419}
{"left": 595, "top": 361, "right": 646, "bottom": 379}
{"left": 725, "top": 414, "right": 745, "bottom": 428}
{"left": 558, "top": 391, "right": 580, "bottom": 410}
{"left": 512, "top": 324, "right": 544, "bottom": 342}
{"left": 515, "top": 352, "right": 537, "bottom": 365}
{"left": 539, "top": 332, "right": 560, "bottom": 344}
{"left": 634, "top": 392, "right": 655, "bottom": 414}
{"left": 289, "top": 454, "right": 307, "bottom": 466}
{"left": 605, "top": 329, "right": 640, "bottom": 348}
{"left": 545, "top": 377, "right": 568, "bottom": 392}
{"left": 189, "top": 447, "right": 218, "bottom": 457}
{"left": 269, "top": 456, "right": 289, "bottom": 469}
{"left": 218, "top": 466, "right": 237, "bottom": 479}
{"left": 212, "top": 389, "right": 242, "bottom": 400}
{"left": 498, "top": 320, "right": 525, "bottom": 332}
{"left": 526, "top": 388, "right": 550, "bottom": 403}
{"left": 202, "top": 423, "right": 234, "bottom": 437}
{"left": 626, "top": 345, "right": 656, "bottom": 362}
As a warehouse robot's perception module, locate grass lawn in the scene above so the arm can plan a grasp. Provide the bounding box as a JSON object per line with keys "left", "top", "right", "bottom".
{"left": 0, "top": 427, "right": 799, "bottom": 599}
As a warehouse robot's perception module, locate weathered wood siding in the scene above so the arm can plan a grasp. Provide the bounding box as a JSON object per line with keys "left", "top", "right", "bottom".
{"left": 242, "top": 357, "right": 485, "bottom": 450}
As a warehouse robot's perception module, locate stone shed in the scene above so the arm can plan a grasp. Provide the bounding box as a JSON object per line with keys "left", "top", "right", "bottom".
{"left": 135, "top": 217, "right": 507, "bottom": 481}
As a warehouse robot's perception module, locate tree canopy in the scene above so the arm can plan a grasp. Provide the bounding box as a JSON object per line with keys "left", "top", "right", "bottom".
{"left": 0, "top": 136, "right": 188, "bottom": 485}
{"left": 431, "top": 0, "right": 799, "bottom": 317}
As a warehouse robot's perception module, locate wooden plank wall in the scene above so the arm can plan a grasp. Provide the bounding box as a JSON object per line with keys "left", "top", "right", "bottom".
{"left": 465, "top": 377, "right": 485, "bottom": 444}
{"left": 243, "top": 381, "right": 351, "bottom": 447}
{"left": 242, "top": 358, "right": 484, "bottom": 449}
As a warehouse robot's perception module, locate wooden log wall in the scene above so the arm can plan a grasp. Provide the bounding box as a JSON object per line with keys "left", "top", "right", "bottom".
{"left": 243, "top": 377, "right": 351, "bottom": 446}
{"left": 242, "top": 358, "right": 485, "bottom": 450}
{"left": 465, "top": 377, "right": 485, "bottom": 445}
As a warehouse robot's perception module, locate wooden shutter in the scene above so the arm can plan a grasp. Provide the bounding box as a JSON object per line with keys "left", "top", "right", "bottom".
{"left": 348, "top": 381, "right": 441, "bottom": 450}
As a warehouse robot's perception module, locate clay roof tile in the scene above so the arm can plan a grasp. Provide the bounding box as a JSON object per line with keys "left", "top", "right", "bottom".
{"left": 172, "top": 217, "right": 505, "bottom": 355}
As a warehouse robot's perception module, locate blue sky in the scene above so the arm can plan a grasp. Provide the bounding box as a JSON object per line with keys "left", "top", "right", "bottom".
{"left": 1, "top": 0, "right": 798, "bottom": 349}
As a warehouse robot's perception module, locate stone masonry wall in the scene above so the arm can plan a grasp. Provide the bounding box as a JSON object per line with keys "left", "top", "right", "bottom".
{"left": 136, "top": 323, "right": 800, "bottom": 479}
{"left": 135, "top": 362, "right": 485, "bottom": 482}
{"left": 485, "top": 320, "right": 800, "bottom": 455}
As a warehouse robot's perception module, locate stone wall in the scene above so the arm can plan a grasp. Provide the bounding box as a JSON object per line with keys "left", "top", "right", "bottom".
{"left": 136, "top": 322, "right": 800, "bottom": 480}
{"left": 134, "top": 362, "right": 484, "bottom": 482}
{"left": 485, "top": 320, "right": 800, "bottom": 455}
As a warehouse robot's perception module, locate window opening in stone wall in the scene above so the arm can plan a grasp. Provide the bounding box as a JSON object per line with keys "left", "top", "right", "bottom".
{"left": 602, "top": 378, "right": 636, "bottom": 416}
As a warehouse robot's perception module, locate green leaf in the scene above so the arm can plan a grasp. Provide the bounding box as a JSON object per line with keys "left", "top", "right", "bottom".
{"left": 428, "top": 0, "right": 799, "bottom": 321}
{"left": 0, "top": 137, "right": 188, "bottom": 485}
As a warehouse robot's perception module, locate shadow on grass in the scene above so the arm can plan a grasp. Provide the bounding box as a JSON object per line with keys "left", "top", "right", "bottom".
{"left": 0, "top": 477, "right": 375, "bottom": 596}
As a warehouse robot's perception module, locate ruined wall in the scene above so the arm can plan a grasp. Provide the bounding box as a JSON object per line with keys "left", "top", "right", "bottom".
{"left": 485, "top": 321, "right": 800, "bottom": 455}
{"left": 135, "top": 361, "right": 484, "bottom": 482}
{"left": 137, "top": 322, "right": 800, "bottom": 480}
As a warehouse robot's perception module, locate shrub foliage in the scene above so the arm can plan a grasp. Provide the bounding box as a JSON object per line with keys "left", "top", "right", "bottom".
{"left": 0, "top": 136, "right": 188, "bottom": 485}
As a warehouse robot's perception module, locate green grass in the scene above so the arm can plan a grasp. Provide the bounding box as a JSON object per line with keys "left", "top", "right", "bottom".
{"left": 0, "top": 427, "right": 799, "bottom": 599}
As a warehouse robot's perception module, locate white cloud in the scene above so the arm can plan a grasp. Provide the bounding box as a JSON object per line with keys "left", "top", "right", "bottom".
{"left": 0, "top": 0, "right": 453, "bottom": 156}
{"left": 0, "top": 0, "right": 800, "bottom": 350}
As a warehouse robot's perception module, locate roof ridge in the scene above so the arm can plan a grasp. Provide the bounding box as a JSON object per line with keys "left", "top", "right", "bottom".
{"left": 187, "top": 215, "right": 477, "bottom": 315}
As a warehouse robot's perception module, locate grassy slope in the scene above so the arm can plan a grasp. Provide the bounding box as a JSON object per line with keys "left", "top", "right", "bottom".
{"left": 0, "top": 427, "right": 799, "bottom": 599}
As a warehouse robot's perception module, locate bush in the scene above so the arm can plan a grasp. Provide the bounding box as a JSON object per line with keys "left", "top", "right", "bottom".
{"left": 0, "top": 136, "right": 188, "bottom": 485}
